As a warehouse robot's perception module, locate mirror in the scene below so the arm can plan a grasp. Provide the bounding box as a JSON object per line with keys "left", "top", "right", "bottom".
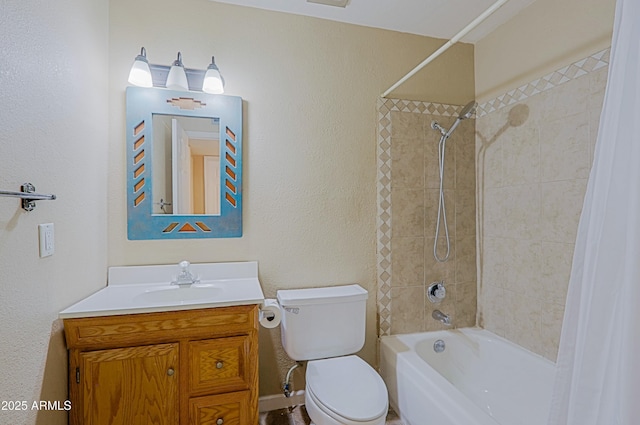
{"left": 126, "top": 87, "right": 242, "bottom": 239}
{"left": 152, "top": 115, "right": 221, "bottom": 215}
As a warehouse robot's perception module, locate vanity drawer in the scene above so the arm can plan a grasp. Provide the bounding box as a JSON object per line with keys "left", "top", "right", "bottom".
{"left": 189, "top": 391, "right": 250, "bottom": 425}
{"left": 64, "top": 305, "right": 258, "bottom": 350}
{"left": 188, "top": 336, "right": 253, "bottom": 395}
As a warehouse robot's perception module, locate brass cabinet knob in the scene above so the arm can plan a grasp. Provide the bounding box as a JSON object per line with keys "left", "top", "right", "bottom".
{"left": 216, "top": 418, "right": 224, "bottom": 425}
{"left": 167, "top": 368, "right": 175, "bottom": 376}
{"left": 216, "top": 361, "right": 224, "bottom": 369}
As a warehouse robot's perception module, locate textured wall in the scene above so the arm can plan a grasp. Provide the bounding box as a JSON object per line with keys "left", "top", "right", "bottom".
{"left": 475, "top": 0, "right": 615, "bottom": 102}
{"left": 107, "top": 0, "right": 474, "bottom": 397}
{"left": 476, "top": 56, "right": 608, "bottom": 360}
{"left": 0, "top": 1, "right": 109, "bottom": 424}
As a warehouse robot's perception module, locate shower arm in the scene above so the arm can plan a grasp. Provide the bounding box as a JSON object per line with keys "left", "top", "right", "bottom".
{"left": 381, "top": 0, "right": 510, "bottom": 98}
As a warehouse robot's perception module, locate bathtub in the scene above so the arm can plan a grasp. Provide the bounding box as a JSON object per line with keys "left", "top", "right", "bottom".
{"left": 379, "top": 328, "right": 554, "bottom": 425}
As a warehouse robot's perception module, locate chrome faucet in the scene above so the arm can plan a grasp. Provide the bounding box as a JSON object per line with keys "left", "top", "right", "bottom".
{"left": 432, "top": 309, "right": 451, "bottom": 326}
{"left": 172, "top": 260, "right": 199, "bottom": 286}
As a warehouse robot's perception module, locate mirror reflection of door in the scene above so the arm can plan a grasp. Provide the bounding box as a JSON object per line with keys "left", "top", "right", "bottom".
{"left": 185, "top": 128, "right": 220, "bottom": 215}
{"left": 152, "top": 115, "right": 220, "bottom": 216}
{"left": 172, "top": 118, "right": 192, "bottom": 214}
{"left": 203, "top": 156, "right": 219, "bottom": 214}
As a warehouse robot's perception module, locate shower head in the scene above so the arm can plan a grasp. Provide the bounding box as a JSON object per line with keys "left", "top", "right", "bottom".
{"left": 443, "top": 100, "right": 477, "bottom": 138}
{"left": 458, "top": 100, "right": 478, "bottom": 120}
{"left": 431, "top": 100, "right": 477, "bottom": 139}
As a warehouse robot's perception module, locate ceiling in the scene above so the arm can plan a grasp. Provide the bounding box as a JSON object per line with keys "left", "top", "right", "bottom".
{"left": 209, "top": 0, "right": 538, "bottom": 43}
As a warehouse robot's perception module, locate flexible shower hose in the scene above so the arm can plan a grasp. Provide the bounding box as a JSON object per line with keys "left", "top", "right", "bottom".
{"left": 434, "top": 133, "right": 451, "bottom": 262}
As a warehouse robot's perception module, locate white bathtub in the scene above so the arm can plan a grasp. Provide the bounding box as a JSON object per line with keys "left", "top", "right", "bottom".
{"left": 379, "top": 328, "right": 554, "bottom": 425}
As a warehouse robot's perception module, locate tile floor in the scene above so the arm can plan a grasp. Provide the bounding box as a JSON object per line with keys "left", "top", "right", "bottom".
{"left": 259, "top": 405, "right": 403, "bottom": 425}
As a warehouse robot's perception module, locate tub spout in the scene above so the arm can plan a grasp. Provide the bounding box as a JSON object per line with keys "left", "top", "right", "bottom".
{"left": 432, "top": 309, "right": 451, "bottom": 325}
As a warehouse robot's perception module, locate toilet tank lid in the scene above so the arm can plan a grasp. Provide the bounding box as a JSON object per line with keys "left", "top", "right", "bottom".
{"left": 277, "top": 284, "right": 367, "bottom": 306}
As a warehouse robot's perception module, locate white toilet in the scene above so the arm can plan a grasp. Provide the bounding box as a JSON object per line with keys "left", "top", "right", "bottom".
{"left": 277, "top": 284, "right": 389, "bottom": 425}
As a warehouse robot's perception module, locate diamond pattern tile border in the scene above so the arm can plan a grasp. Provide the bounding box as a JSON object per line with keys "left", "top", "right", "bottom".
{"left": 376, "top": 98, "right": 464, "bottom": 336}
{"left": 477, "top": 48, "right": 610, "bottom": 117}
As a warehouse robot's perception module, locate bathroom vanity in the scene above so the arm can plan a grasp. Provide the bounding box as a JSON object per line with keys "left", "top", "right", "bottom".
{"left": 60, "top": 261, "right": 264, "bottom": 425}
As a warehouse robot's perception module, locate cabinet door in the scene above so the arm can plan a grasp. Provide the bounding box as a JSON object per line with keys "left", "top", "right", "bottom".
{"left": 80, "top": 343, "right": 179, "bottom": 425}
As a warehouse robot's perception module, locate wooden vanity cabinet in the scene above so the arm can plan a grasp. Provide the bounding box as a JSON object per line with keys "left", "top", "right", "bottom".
{"left": 63, "top": 305, "right": 259, "bottom": 425}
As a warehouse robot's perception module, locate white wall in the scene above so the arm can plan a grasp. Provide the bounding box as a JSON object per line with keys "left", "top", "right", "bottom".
{"left": 0, "top": 1, "right": 109, "bottom": 424}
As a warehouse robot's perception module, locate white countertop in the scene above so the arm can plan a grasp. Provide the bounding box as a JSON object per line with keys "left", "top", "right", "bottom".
{"left": 59, "top": 261, "right": 265, "bottom": 319}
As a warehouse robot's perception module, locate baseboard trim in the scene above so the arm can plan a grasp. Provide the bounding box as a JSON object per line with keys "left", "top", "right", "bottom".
{"left": 258, "top": 390, "right": 306, "bottom": 412}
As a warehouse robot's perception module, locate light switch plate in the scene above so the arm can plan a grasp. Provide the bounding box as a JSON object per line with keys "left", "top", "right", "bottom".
{"left": 38, "top": 223, "right": 54, "bottom": 257}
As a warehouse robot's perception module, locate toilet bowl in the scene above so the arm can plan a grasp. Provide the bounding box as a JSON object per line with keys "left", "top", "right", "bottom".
{"left": 305, "top": 356, "right": 388, "bottom": 425}
{"left": 276, "top": 285, "right": 389, "bottom": 425}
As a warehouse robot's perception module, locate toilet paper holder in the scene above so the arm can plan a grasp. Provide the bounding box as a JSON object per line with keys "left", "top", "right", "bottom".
{"left": 262, "top": 311, "right": 277, "bottom": 322}
{"left": 259, "top": 299, "right": 282, "bottom": 328}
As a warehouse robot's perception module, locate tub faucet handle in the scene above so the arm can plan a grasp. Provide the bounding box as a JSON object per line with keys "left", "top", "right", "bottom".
{"left": 428, "top": 281, "right": 446, "bottom": 303}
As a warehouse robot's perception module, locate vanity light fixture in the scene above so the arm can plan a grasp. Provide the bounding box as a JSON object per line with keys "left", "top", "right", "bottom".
{"left": 165, "top": 52, "right": 189, "bottom": 91}
{"left": 127, "top": 47, "right": 153, "bottom": 88}
{"left": 202, "top": 56, "right": 225, "bottom": 94}
{"left": 127, "top": 47, "right": 226, "bottom": 93}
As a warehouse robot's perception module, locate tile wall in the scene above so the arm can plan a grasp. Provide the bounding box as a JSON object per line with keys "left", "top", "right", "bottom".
{"left": 476, "top": 49, "right": 609, "bottom": 360}
{"left": 377, "top": 100, "right": 477, "bottom": 335}
{"left": 377, "top": 49, "right": 610, "bottom": 358}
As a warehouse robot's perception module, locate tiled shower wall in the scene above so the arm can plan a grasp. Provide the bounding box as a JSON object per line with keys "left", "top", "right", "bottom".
{"left": 377, "top": 49, "right": 610, "bottom": 357}
{"left": 377, "top": 100, "right": 477, "bottom": 335}
{"left": 476, "top": 49, "right": 609, "bottom": 360}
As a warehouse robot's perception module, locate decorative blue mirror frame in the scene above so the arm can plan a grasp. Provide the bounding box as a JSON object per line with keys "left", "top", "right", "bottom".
{"left": 126, "top": 87, "right": 242, "bottom": 239}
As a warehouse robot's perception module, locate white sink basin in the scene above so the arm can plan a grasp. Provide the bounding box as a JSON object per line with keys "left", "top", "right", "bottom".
{"left": 59, "top": 261, "right": 265, "bottom": 319}
{"left": 134, "top": 284, "right": 222, "bottom": 304}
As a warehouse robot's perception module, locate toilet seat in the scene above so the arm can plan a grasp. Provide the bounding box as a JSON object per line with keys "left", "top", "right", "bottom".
{"left": 306, "top": 355, "right": 388, "bottom": 424}
{"left": 306, "top": 386, "right": 386, "bottom": 425}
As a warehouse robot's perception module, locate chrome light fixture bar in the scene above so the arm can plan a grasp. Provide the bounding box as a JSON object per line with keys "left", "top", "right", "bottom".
{"left": 127, "top": 47, "right": 225, "bottom": 93}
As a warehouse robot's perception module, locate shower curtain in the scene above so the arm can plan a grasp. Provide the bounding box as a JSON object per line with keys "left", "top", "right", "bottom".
{"left": 547, "top": 0, "right": 640, "bottom": 424}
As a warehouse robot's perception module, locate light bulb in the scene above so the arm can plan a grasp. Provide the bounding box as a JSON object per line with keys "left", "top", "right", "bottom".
{"left": 128, "top": 47, "right": 152, "bottom": 87}
{"left": 202, "top": 56, "right": 224, "bottom": 94}
{"left": 165, "top": 52, "right": 189, "bottom": 91}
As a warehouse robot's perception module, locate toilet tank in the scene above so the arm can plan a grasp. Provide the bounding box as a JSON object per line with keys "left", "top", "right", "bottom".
{"left": 277, "top": 284, "right": 368, "bottom": 361}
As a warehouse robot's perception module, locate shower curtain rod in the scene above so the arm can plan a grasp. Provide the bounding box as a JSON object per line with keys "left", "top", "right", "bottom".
{"left": 381, "top": 0, "right": 510, "bottom": 98}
